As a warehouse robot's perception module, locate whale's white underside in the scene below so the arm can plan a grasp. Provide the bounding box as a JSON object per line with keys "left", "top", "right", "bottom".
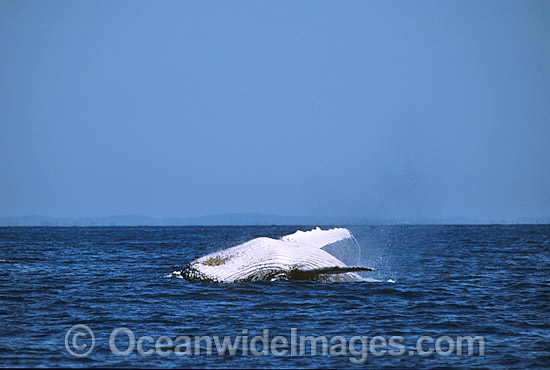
{"left": 180, "top": 227, "right": 373, "bottom": 283}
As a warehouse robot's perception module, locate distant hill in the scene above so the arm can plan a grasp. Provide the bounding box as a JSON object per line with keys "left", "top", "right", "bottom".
{"left": 0, "top": 214, "right": 366, "bottom": 226}
{"left": 0, "top": 213, "right": 549, "bottom": 226}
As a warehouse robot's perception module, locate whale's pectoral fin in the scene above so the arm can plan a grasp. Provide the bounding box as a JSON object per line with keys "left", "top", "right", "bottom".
{"left": 289, "top": 266, "right": 374, "bottom": 280}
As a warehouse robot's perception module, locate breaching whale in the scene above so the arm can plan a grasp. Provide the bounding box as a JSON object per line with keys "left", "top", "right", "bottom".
{"left": 179, "top": 227, "right": 374, "bottom": 283}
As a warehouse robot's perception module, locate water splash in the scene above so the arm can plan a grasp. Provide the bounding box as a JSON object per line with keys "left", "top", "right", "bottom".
{"left": 168, "top": 271, "right": 183, "bottom": 279}
{"left": 321, "top": 231, "right": 364, "bottom": 268}
{"left": 350, "top": 233, "right": 362, "bottom": 267}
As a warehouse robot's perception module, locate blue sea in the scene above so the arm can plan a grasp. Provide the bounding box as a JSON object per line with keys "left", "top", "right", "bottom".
{"left": 1, "top": 225, "right": 549, "bottom": 368}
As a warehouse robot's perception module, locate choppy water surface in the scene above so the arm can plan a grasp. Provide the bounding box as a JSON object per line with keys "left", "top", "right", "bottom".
{"left": 1, "top": 225, "right": 549, "bottom": 368}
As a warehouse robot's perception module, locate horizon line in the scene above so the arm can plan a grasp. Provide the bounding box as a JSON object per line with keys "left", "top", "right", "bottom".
{"left": 0, "top": 213, "right": 549, "bottom": 226}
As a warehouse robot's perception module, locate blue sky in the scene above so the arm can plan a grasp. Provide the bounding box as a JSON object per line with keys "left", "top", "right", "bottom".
{"left": 1, "top": 0, "right": 549, "bottom": 222}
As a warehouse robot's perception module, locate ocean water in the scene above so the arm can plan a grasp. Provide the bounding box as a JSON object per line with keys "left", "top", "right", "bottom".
{"left": 0, "top": 225, "right": 549, "bottom": 368}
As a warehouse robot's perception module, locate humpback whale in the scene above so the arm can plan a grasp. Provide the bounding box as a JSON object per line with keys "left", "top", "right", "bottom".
{"left": 179, "top": 227, "right": 374, "bottom": 283}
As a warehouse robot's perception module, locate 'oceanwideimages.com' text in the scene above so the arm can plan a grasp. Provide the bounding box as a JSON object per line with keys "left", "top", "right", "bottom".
{"left": 65, "top": 325, "right": 485, "bottom": 364}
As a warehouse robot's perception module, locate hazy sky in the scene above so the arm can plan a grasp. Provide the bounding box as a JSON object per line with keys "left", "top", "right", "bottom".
{"left": 1, "top": 0, "right": 549, "bottom": 221}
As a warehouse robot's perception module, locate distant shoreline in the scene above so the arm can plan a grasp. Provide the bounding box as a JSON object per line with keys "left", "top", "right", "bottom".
{"left": 1, "top": 214, "right": 548, "bottom": 227}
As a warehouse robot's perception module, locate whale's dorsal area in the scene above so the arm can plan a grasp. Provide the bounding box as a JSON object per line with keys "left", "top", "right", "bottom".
{"left": 180, "top": 227, "right": 374, "bottom": 283}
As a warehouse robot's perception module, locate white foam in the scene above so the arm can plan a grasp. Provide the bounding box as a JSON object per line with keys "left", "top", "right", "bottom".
{"left": 168, "top": 271, "right": 183, "bottom": 279}
{"left": 363, "top": 277, "right": 383, "bottom": 283}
